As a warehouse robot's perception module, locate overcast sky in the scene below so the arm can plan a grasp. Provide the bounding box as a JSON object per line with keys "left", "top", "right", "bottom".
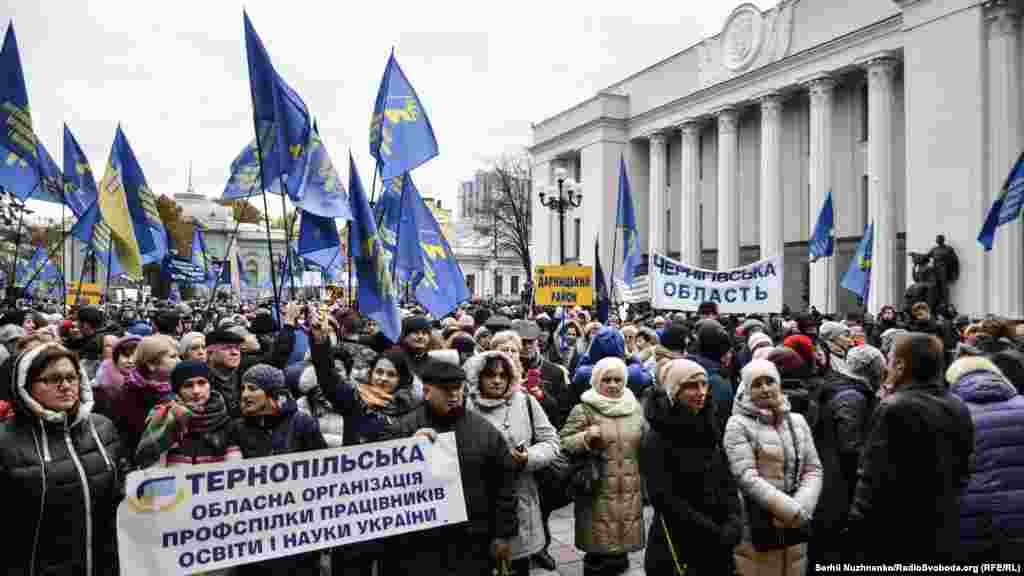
{"left": 8, "top": 0, "right": 773, "bottom": 221}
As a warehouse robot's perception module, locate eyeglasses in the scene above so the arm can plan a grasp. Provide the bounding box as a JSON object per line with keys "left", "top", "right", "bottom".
{"left": 35, "top": 372, "right": 79, "bottom": 388}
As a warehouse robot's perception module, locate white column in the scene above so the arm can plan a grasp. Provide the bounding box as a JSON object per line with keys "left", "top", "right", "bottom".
{"left": 531, "top": 160, "right": 553, "bottom": 266}
{"left": 808, "top": 77, "right": 837, "bottom": 313}
{"left": 717, "top": 108, "right": 740, "bottom": 269}
{"left": 679, "top": 121, "right": 702, "bottom": 264}
{"left": 648, "top": 133, "right": 668, "bottom": 257}
{"left": 866, "top": 58, "right": 898, "bottom": 314}
{"left": 759, "top": 93, "right": 784, "bottom": 260}
{"left": 988, "top": 1, "right": 1023, "bottom": 317}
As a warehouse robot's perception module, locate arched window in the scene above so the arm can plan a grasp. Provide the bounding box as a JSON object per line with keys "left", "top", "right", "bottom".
{"left": 246, "top": 259, "right": 259, "bottom": 287}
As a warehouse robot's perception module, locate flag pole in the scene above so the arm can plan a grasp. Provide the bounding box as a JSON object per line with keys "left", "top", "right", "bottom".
{"left": 247, "top": 124, "right": 281, "bottom": 322}
{"left": 60, "top": 202, "right": 66, "bottom": 305}
{"left": 73, "top": 248, "right": 91, "bottom": 307}
{"left": 103, "top": 235, "right": 114, "bottom": 305}
{"left": 277, "top": 180, "right": 297, "bottom": 300}
{"left": 390, "top": 179, "right": 405, "bottom": 296}
{"left": 204, "top": 217, "right": 243, "bottom": 316}
{"left": 347, "top": 223, "right": 354, "bottom": 309}
{"left": 7, "top": 183, "right": 36, "bottom": 299}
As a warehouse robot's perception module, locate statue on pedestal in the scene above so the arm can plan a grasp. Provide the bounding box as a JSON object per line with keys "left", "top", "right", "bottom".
{"left": 907, "top": 235, "right": 960, "bottom": 313}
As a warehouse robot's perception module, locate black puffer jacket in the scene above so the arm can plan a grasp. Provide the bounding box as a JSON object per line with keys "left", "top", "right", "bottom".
{"left": 208, "top": 365, "right": 241, "bottom": 418}
{"left": 640, "top": 388, "right": 741, "bottom": 575}
{"left": 0, "top": 344, "right": 123, "bottom": 576}
{"left": 385, "top": 404, "right": 517, "bottom": 574}
{"left": 848, "top": 379, "right": 974, "bottom": 562}
{"left": 233, "top": 397, "right": 327, "bottom": 458}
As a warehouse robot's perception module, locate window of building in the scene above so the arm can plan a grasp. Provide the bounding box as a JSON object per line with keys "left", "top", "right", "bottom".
{"left": 495, "top": 273, "right": 503, "bottom": 296}
{"left": 511, "top": 276, "right": 519, "bottom": 295}
{"left": 862, "top": 174, "right": 870, "bottom": 226}
{"left": 574, "top": 218, "right": 582, "bottom": 260}
{"left": 860, "top": 81, "right": 869, "bottom": 142}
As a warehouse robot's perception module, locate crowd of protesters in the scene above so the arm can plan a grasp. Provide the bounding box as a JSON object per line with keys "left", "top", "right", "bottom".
{"left": 0, "top": 294, "right": 1021, "bottom": 575}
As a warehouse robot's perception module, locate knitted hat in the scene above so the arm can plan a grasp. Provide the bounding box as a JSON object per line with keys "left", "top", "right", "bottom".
{"left": 765, "top": 346, "right": 805, "bottom": 377}
{"left": 242, "top": 363, "right": 287, "bottom": 396}
{"left": 126, "top": 321, "right": 153, "bottom": 337}
{"left": 660, "top": 359, "right": 707, "bottom": 406}
{"left": 113, "top": 334, "right": 143, "bottom": 359}
{"left": 513, "top": 320, "right": 541, "bottom": 340}
{"left": 845, "top": 345, "right": 885, "bottom": 387}
{"left": 819, "top": 321, "right": 851, "bottom": 343}
{"left": 178, "top": 332, "right": 205, "bottom": 356}
{"left": 783, "top": 334, "right": 816, "bottom": 367}
{"left": 249, "top": 310, "right": 276, "bottom": 335}
{"left": 0, "top": 324, "right": 26, "bottom": 344}
{"left": 170, "top": 360, "right": 210, "bottom": 393}
{"left": 748, "top": 332, "right": 773, "bottom": 353}
{"left": 740, "top": 318, "right": 766, "bottom": 337}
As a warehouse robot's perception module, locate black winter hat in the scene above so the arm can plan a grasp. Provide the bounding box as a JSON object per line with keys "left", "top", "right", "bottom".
{"left": 696, "top": 320, "right": 732, "bottom": 358}
{"left": 206, "top": 330, "right": 245, "bottom": 347}
{"left": 660, "top": 324, "right": 689, "bottom": 353}
{"left": 171, "top": 360, "right": 211, "bottom": 393}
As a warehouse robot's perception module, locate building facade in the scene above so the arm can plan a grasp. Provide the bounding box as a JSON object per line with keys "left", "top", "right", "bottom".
{"left": 455, "top": 171, "right": 530, "bottom": 300}
{"left": 530, "top": 0, "right": 1023, "bottom": 317}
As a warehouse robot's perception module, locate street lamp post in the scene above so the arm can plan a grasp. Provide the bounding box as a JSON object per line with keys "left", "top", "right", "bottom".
{"left": 538, "top": 167, "right": 582, "bottom": 265}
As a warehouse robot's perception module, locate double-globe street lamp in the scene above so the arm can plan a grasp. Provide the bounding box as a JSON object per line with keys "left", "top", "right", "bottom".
{"left": 538, "top": 167, "right": 582, "bottom": 265}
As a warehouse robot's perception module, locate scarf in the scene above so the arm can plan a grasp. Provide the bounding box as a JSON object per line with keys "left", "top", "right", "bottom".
{"left": 581, "top": 387, "right": 639, "bottom": 417}
{"left": 186, "top": 390, "right": 231, "bottom": 435}
{"left": 358, "top": 383, "right": 395, "bottom": 410}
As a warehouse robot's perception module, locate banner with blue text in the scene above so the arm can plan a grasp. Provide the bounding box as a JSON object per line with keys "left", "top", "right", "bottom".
{"left": 650, "top": 252, "right": 784, "bottom": 314}
{"left": 117, "top": 433, "right": 467, "bottom": 575}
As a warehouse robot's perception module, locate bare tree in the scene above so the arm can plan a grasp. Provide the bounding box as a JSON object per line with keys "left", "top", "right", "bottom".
{"left": 470, "top": 153, "right": 533, "bottom": 284}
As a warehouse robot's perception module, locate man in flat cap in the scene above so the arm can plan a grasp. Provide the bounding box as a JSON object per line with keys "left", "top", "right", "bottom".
{"left": 206, "top": 329, "right": 246, "bottom": 416}
{"left": 385, "top": 357, "right": 517, "bottom": 575}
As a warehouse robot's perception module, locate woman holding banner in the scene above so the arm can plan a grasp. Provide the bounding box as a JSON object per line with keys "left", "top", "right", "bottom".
{"left": 0, "top": 343, "right": 122, "bottom": 576}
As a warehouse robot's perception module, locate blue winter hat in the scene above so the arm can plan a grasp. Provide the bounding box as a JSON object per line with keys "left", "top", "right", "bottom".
{"left": 126, "top": 321, "right": 154, "bottom": 337}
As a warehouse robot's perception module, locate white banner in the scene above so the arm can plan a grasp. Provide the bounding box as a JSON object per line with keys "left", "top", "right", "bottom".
{"left": 650, "top": 252, "right": 784, "bottom": 314}
{"left": 117, "top": 434, "right": 467, "bottom": 575}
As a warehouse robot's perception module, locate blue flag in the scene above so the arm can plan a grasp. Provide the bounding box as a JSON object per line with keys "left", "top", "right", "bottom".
{"left": 979, "top": 151, "right": 1024, "bottom": 251}
{"left": 412, "top": 197, "right": 470, "bottom": 318}
{"left": 70, "top": 203, "right": 125, "bottom": 278}
{"left": 237, "top": 252, "right": 249, "bottom": 288}
{"left": 349, "top": 153, "right": 400, "bottom": 343}
{"left": 97, "top": 126, "right": 167, "bottom": 276}
{"left": 243, "top": 12, "right": 311, "bottom": 199}
{"left": 191, "top": 225, "right": 214, "bottom": 287}
{"left": 375, "top": 174, "right": 427, "bottom": 281}
{"left": 616, "top": 155, "right": 641, "bottom": 287}
{"left": 222, "top": 138, "right": 283, "bottom": 200}
{"left": 841, "top": 222, "right": 873, "bottom": 301}
{"left": 809, "top": 190, "right": 834, "bottom": 262}
{"left": 22, "top": 246, "right": 61, "bottom": 290}
{"left": 595, "top": 238, "right": 610, "bottom": 324}
{"left": 63, "top": 124, "right": 99, "bottom": 218}
{"left": 293, "top": 124, "right": 352, "bottom": 219}
{"left": 369, "top": 51, "right": 438, "bottom": 180}
{"left": 32, "top": 139, "right": 65, "bottom": 205}
{"left": 0, "top": 22, "right": 42, "bottom": 202}
{"left": 298, "top": 209, "right": 342, "bottom": 270}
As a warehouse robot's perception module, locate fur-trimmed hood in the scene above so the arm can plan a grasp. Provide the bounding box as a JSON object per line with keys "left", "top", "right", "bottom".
{"left": 12, "top": 342, "right": 93, "bottom": 428}
{"left": 946, "top": 355, "right": 1018, "bottom": 404}
{"left": 463, "top": 350, "right": 521, "bottom": 400}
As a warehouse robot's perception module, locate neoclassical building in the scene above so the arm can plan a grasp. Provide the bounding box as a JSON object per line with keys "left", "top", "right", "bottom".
{"left": 529, "top": 0, "right": 1023, "bottom": 317}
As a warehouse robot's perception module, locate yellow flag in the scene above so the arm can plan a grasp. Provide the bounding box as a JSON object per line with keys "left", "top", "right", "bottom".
{"left": 98, "top": 156, "right": 142, "bottom": 278}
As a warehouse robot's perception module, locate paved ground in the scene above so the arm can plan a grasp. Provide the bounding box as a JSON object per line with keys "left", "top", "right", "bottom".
{"left": 530, "top": 504, "right": 652, "bottom": 576}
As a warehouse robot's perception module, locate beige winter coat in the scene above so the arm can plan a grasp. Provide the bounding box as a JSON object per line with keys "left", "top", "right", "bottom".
{"left": 560, "top": 395, "right": 646, "bottom": 555}
{"left": 724, "top": 360, "right": 823, "bottom": 576}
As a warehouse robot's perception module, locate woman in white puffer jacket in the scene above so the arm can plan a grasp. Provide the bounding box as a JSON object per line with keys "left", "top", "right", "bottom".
{"left": 724, "top": 358, "right": 823, "bottom": 576}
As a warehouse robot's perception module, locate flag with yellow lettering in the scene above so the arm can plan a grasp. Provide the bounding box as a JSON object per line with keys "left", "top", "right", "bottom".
{"left": 97, "top": 126, "right": 165, "bottom": 279}
{"left": 369, "top": 50, "right": 438, "bottom": 180}
{"left": 0, "top": 22, "right": 41, "bottom": 202}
